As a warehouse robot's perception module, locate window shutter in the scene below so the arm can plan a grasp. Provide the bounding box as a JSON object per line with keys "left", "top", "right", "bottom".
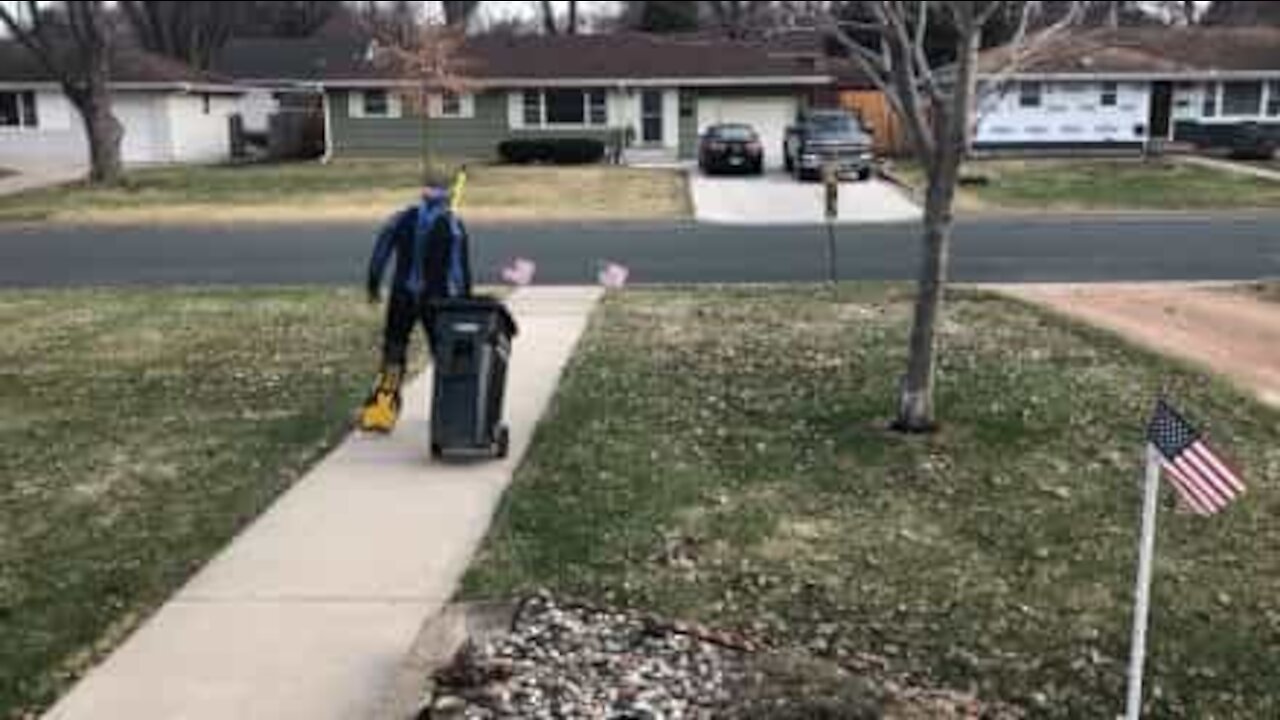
{"left": 460, "top": 92, "right": 475, "bottom": 119}
{"left": 508, "top": 91, "right": 523, "bottom": 128}
{"left": 387, "top": 92, "right": 403, "bottom": 119}
{"left": 348, "top": 91, "right": 364, "bottom": 119}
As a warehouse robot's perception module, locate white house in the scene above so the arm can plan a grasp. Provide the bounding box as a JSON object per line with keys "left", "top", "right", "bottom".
{"left": 974, "top": 27, "right": 1280, "bottom": 151}
{"left": 0, "top": 42, "right": 244, "bottom": 169}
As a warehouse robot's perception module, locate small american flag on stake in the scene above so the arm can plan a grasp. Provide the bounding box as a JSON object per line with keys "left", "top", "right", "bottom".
{"left": 1146, "top": 399, "right": 1245, "bottom": 516}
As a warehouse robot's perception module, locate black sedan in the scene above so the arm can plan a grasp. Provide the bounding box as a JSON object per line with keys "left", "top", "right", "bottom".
{"left": 698, "top": 123, "right": 764, "bottom": 175}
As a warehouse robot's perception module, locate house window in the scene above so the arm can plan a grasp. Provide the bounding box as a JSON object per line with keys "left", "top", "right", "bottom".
{"left": 1268, "top": 81, "right": 1280, "bottom": 117}
{"left": 522, "top": 90, "right": 542, "bottom": 125}
{"left": 1100, "top": 82, "right": 1118, "bottom": 107}
{"left": 1201, "top": 83, "right": 1217, "bottom": 117}
{"left": 0, "top": 91, "right": 38, "bottom": 128}
{"left": 440, "top": 90, "right": 461, "bottom": 117}
{"left": 1018, "top": 81, "right": 1042, "bottom": 108}
{"left": 363, "top": 89, "right": 390, "bottom": 117}
{"left": 588, "top": 89, "right": 607, "bottom": 125}
{"left": 1222, "top": 81, "right": 1262, "bottom": 116}
{"left": 522, "top": 89, "right": 608, "bottom": 127}
{"left": 545, "top": 88, "right": 585, "bottom": 124}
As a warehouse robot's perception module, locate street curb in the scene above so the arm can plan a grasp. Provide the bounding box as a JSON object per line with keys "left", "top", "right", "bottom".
{"left": 377, "top": 601, "right": 519, "bottom": 720}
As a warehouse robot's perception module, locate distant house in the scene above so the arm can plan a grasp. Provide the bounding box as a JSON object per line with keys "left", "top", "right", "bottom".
{"left": 974, "top": 27, "right": 1280, "bottom": 151}
{"left": 218, "top": 31, "right": 840, "bottom": 169}
{"left": 0, "top": 42, "right": 244, "bottom": 167}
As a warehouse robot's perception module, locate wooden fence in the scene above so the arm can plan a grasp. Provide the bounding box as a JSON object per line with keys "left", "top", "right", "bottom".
{"left": 838, "top": 90, "right": 910, "bottom": 157}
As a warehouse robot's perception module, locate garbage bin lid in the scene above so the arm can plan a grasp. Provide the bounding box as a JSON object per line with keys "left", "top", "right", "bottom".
{"left": 432, "top": 295, "right": 518, "bottom": 338}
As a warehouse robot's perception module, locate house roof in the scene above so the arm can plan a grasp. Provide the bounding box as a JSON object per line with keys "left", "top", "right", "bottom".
{"left": 978, "top": 27, "right": 1280, "bottom": 77}
{"left": 216, "top": 31, "right": 834, "bottom": 87}
{"left": 0, "top": 40, "right": 240, "bottom": 89}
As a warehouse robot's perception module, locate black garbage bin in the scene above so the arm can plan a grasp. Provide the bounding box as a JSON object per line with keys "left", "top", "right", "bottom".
{"left": 429, "top": 296, "right": 518, "bottom": 459}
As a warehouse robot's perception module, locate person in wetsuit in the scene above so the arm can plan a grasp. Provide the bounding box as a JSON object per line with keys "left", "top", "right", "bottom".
{"left": 358, "top": 172, "right": 471, "bottom": 432}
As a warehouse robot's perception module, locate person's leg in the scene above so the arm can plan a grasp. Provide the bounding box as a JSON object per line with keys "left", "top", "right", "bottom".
{"left": 360, "top": 293, "right": 415, "bottom": 432}
{"left": 418, "top": 302, "right": 438, "bottom": 361}
{"left": 383, "top": 292, "right": 417, "bottom": 369}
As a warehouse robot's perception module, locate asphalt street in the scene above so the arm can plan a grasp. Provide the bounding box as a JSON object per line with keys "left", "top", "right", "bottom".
{"left": 1, "top": 214, "right": 1278, "bottom": 287}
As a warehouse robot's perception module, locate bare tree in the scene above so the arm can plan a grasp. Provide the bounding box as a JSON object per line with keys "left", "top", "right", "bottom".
{"left": 238, "top": 1, "right": 344, "bottom": 37}
{"left": 536, "top": 0, "right": 582, "bottom": 35}
{"left": 373, "top": 22, "right": 473, "bottom": 167}
{"left": 705, "top": 0, "right": 773, "bottom": 38}
{"left": 538, "top": 0, "right": 559, "bottom": 33}
{"left": 618, "top": 0, "right": 702, "bottom": 32}
{"left": 120, "top": 1, "right": 249, "bottom": 69}
{"left": 441, "top": 0, "right": 480, "bottom": 27}
{"left": 822, "top": 1, "right": 1078, "bottom": 432}
{"left": 357, "top": 0, "right": 425, "bottom": 48}
{"left": 0, "top": 1, "right": 123, "bottom": 183}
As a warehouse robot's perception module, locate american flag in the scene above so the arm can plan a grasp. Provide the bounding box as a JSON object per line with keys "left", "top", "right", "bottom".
{"left": 501, "top": 258, "right": 536, "bottom": 286}
{"left": 1146, "top": 400, "right": 1245, "bottom": 516}
{"left": 598, "top": 261, "right": 630, "bottom": 289}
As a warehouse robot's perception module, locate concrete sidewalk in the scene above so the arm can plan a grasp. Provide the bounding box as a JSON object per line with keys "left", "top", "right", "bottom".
{"left": 42, "top": 286, "right": 603, "bottom": 720}
{"left": 1176, "top": 154, "right": 1280, "bottom": 182}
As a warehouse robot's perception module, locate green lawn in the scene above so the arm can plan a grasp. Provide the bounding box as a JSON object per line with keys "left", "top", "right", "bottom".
{"left": 462, "top": 285, "right": 1280, "bottom": 718}
{"left": 889, "top": 158, "right": 1280, "bottom": 212}
{"left": 0, "top": 288, "right": 383, "bottom": 718}
{"left": 0, "top": 161, "right": 689, "bottom": 224}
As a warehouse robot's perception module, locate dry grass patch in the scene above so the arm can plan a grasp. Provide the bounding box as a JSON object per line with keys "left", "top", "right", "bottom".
{"left": 0, "top": 161, "right": 690, "bottom": 224}
{"left": 0, "top": 287, "right": 381, "bottom": 718}
{"left": 888, "top": 157, "right": 1280, "bottom": 212}
{"left": 464, "top": 284, "right": 1280, "bottom": 718}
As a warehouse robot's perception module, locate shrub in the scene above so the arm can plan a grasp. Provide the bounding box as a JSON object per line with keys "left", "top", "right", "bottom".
{"left": 497, "top": 138, "right": 605, "bottom": 165}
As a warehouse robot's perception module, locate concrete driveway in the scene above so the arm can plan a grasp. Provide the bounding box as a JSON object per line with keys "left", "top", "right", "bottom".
{"left": 689, "top": 170, "right": 921, "bottom": 225}
{"left": 0, "top": 161, "right": 85, "bottom": 197}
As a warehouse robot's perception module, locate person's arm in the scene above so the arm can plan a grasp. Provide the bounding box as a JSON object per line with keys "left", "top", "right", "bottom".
{"left": 447, "top": 215, "right": 472, "bottom": 298}
{"left": 367, "top": 209, "right": 405, "bottom": 301}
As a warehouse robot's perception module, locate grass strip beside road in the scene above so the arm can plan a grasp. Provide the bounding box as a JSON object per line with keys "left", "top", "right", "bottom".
{"left": 0, "top": 161, "right": 690, "bottom": 225}
{"left": 462, "top": 285, "right": 1280, "bottom": 718}
{"left": 0, "top": 288, "right": 382, "bottom": 718}
{"left": 889, "top": 157, "right": 1280, "bottom": 212}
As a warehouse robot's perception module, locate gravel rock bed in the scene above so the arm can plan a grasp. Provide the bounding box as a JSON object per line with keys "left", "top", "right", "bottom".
{"left": 425, "top": 594, "right": 755, "bottom": 719}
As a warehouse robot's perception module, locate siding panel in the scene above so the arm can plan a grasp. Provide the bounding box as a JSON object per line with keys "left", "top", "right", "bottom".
{"left": 328, "top": 89, "right": 619, "bottom": 160}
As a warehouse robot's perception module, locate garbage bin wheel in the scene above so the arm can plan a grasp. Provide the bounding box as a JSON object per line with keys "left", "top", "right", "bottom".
{"left": 495, "top": 426, "right": 510, "bottom": 459}
{"left": 431, "top": 442, "right": 444, "bottom": 460}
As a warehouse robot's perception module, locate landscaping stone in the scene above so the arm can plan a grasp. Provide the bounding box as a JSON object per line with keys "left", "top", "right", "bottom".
{"left": 428, "top": 593, "right": 756, "bottom": 719}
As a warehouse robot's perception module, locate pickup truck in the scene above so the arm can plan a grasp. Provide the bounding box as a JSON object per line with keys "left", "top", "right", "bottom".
{"left": 783, "top": 109, "right": 875, "bottom": 181}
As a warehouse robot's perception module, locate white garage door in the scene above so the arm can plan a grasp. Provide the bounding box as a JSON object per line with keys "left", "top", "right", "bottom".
{"left": 696, "top": 96, "right": 798, "bottom": 169}
{"left": 112, "top": 94, "right": 171, "bottom": 164}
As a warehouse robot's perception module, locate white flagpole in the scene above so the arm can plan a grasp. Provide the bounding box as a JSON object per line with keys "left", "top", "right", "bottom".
{"left": 1125, "top": 443, "right": 1162, "bottom": 720}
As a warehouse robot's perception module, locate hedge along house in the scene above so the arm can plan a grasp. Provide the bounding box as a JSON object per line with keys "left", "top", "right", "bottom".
{"left": 972, "top": 27, "right": 1280, "bottom": 151}
{"left": 314, "top": 33, "right": 836, "bottom": 169}
{"left": 0, "top": 41, "right": 244, "bottom": 168}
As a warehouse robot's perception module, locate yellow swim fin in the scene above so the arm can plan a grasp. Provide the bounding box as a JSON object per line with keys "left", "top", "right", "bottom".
{"left": 358, "top": 367, "right": 403, "bottom": 433}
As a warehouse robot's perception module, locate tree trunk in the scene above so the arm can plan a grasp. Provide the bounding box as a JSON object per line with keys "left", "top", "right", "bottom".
{"left": 539, "top": 0, "right": 558, "bottom": 34}
{"left": 895, "top": 3, "right": 977, "bottom": 433}
{"left": 962, "top": 27, "right": 981, "bottom": 157}
{"left": 567, "top": 1, "right": 579, "bottom": 34}
{"left": 896, "top": 155, "right": 958, "bottom": 432}
{"left": 71, "top": 85, "right": 124, "bottom": 185}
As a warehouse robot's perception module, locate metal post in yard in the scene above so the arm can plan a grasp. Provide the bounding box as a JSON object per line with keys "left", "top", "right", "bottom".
{"left": 1124, "top": 443, "right": 1163, "bottom": 720}
{"left": 823, "top": 162, "right": 839, "bottom": 285}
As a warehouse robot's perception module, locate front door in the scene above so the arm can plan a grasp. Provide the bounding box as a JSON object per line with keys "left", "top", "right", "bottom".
{"left": 641, "top": 90, "right": 664, "bottom": 144}
{"left": 1149, "top": 81, "right": 1173, "bottom": 140}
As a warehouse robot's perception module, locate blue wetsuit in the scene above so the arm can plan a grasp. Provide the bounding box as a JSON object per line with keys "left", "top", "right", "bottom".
{"left": 367, "top": 195, "right": 472, "bottom": 366}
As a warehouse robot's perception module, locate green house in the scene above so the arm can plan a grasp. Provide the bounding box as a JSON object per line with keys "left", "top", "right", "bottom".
{"left": 215, "top": 29, "right": 838, "bottom": 170}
